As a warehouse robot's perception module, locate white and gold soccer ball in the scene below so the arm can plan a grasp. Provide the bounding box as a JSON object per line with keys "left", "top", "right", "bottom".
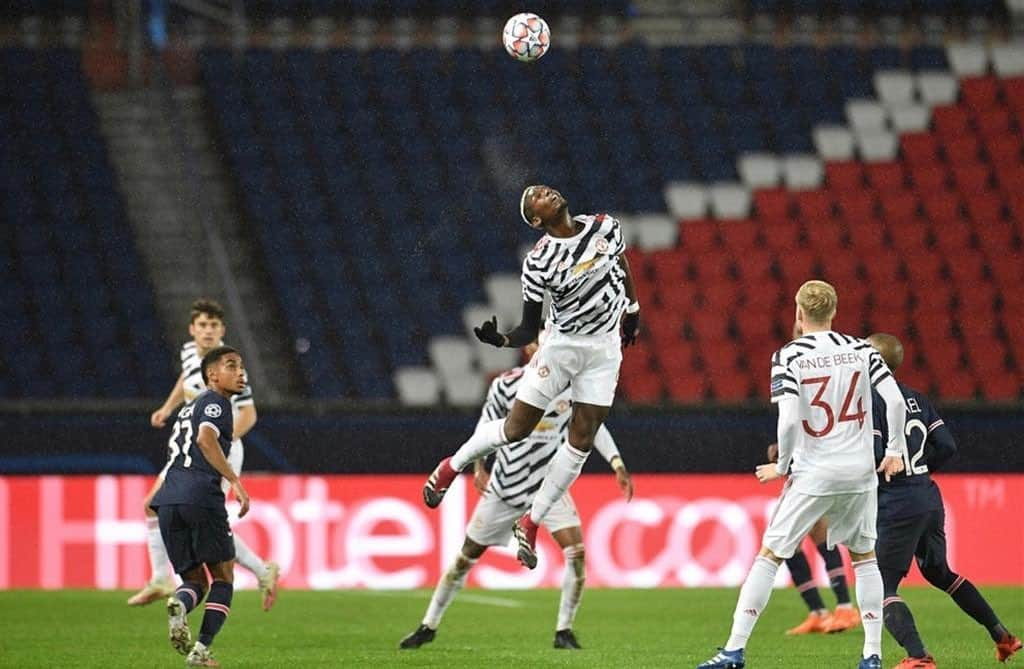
{"left": 502, "top": 12, "right": 551, "bottom": 62}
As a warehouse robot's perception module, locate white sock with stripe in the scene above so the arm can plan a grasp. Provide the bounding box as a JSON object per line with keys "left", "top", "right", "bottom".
{"left": 422, "top": 551, "right": 478, "bottom": 629}
{"left": 528, "top": 441, "right": 589, "bottom": 524}
{"left": 854, "top": 558, "right": 884, "bottom": 659}
{"left": 556, "top": 544, "right": 586, "bottom": 631}
{"left": 725, "top": 555, "right": 780, "bottom": 651}
{"left": 451, "top": 419, "right": 508, "bottom": 471}
{"left": 146, "top": 516, "right": 172, "bottom": 584}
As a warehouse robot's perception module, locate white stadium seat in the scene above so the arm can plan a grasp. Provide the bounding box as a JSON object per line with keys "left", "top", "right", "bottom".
{"left": 663, "top": 181, "right": 708, "bottom": 220}
{"left": 873, "top": 70, "right": 915, "bottom": 105}
{"left": 442, "top": 370, "right": 487, "bottom": 407}
{"left": 845, "top": 99, "right": 888, "bottom": 131}
{"left": 946, "top": 43, "right": 989, "bottom": 77}
{"left": 991, "top": 43, "right": 1024, "bottom": 76}
{"left": 462, "top": 304, "right": 496, "bottom": 339}
{"left": 473, "top": 341, "right": 520, "bottom": 374}
{"left": 393, "top": 367, "right": 441, "bottom": 406}
{"left": 888, "top": 103, "right": 932, "bottom": 132}
{"left": 708, "top": 183, "right": 752, "bottom": 219}
{"left": 737, "top": 152, "right": 781, "bottom": 188}
{"left": 916, "top": 71, "right": 959, "bottom": 105}
{"left": 812, "top": 125, "right": 855, "bottom": 161}
{"left": 428, "top": 335, "right": 474, "bottom": 379}
{"left": 856, "top": 129, "right": 898, "bottom": 162}
{"left": 614, "top": 213, "right": 642, "bottom": 249}
{"left": 781, "top": 154, "right": 824, "bottom": 190}
{"left": 484, "top": 273, "right": 523, "bottom": 327}
{"left": 633, "top": 213, "right": 679, "bottom": 251}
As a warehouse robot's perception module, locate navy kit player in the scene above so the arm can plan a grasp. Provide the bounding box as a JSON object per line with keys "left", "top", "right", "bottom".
{"left": 130, "top": 299, "right": 279, "bottom": 610}
{"left": 400, "top": 336, "right": 634, "bottom": 651}
{"left": 151, "top": 346, "right": 250, "bottom": 668}
{"left": 699, "top": 280, "right": 908, "bottom": 669}
{"left": 866, "top": 333, "right": 1021, "bottom": 668}
{"left": 422, "top": 185, "right": 640, "bottom": 570}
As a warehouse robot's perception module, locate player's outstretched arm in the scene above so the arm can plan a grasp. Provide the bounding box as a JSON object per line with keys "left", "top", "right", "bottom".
{"left": 233, "top": 404, "right": 257, "bottom": 440}
{"left": 150, "top": 372, "right": 185, "bottom": 428}
{"left": 593, "top": 424, "right": 633, "bottom": 500}
{"left": 197, "top": 425, "right": 250, "bottom": 517}
{"left": 474, "top": 300, "right": 543, "bottom": 348}
{"left": 874, "top": 376, "right": 908, "bottom": 481}
{"left": 618, "top": 254, "right": 640, "bottom": 347}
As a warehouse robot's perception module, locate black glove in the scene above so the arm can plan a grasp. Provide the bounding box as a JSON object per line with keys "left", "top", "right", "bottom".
{"left": 621, "top": 311, "right": 640, "bottom": 347}
{"left": 474, "top": 316, "right": 506, "bottom": 348}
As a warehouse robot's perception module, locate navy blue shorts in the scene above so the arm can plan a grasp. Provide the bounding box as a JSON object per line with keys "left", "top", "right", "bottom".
{"left": 156, "top": 503, "right": 235, "bottom": 575}
{"left": 876, "top": 507, "right": 948, "bottom": 577}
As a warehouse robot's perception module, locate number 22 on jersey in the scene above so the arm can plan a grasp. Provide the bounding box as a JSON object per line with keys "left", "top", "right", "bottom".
{"left": 167, "top": 405, "right": 195, "bottom": 468}
{"left": 800, "top": 372, "right": 867, "bottom": 437}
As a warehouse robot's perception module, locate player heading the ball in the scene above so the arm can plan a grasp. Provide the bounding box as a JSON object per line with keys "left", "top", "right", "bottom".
{"left": 422, "top": 184, "right": 640, "bottom": 570}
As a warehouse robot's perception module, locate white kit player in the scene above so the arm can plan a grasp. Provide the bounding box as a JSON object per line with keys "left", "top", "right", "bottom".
{"left": 400, "top": 336, "right": 633, "bottom": 651}
{"left": 697, "top": 280, "right": 908, "bottom": 669}
{"left": 128, "top": 298, "right": 280, "bottom": 611}
{"left": 422, "top": 184, "right": 641, "bottom": 571}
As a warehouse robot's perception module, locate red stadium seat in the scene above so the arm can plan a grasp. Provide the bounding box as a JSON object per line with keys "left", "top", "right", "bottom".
{"left": 942, "top": 135, "right": 982, "bottom": 164}
{"left": 819, "top": 252, "right": 862, "bottom": 285}
{"left": 879, "top": 191, "right": 920, "bottom": 222}
{"left": 794, "top": 190, "right": 836, "bottom": 224}
{"left": 846, "top": 217, "right": 888, "bottom": 253}
{"left": 908, "top": 164, "right": 950, "bottom": 195}
{"left": 688, "top": 310, "right": 732, "bottom": 343}
{"left": 734, "top": 248, "right": 775, "bottom": 283}
{"left": 777, "top": 248, "right": 819, "bottom": 283}
{"left": 620, "top": 370, "right": 663, "bottom": 403}
{"left": 659, "top": 341, "right": 699, "bottom": 378}
{"left": 825, "top": 162, "right": 866, "bottom": 192}
{"left": 982, "top": 133, "right": 1023, "bottom": 168}
{"left": 912, "top": 284, "right": 953, "bottom": 312}
{"left": 693, "top": 254, "right": 735, "bottom": 283}
{"left": 761, "top": 219, "right": 804, "bottom": 253}
{"left": 974, "top": 108, "right": 1013, "bottom": 138}
{"left": 931, "top": 105, "right": 971, "bottom": 138}
{"left": 709, "top": 371, "right": 754, "bottom": 401}
{"left": 804, "top": 219, "right": 845, "bottom": 251}
{"left": 916, "top": 330, "right": 961, "bottom": 365}
{"left": 649, "top": 248, "right": 688, "bottom": 284}
{"left": 754, "top": 189, "right": 794, "bottom": 224}
{"left": 965, "top": 192, "right": 1005, "bottom": 225}
{"left": 988, "top": 255, "right": 1024, "bottom": 290}
{"left": 864, "top": 162, "right": 908, "bottom": 194}
{"left": 835, "top": 190, "right": 878, "bottom": 222}
{"left": 977, "top": 374, "right": 1022, "bottom": 402}
{"left": 960, "top": 76, "right": 1000, "bottom": 113}
{"left": 921, "top": 192, "right": 963, "bottom": 225}
{"left": 735, "top": 310, "right": 778, "bottom": 343}
{"left": 931, "top": 220, "right": 974, "bottom": 255}
{"left": 718, "top": 219, "right": 760, "bottom": 251}
{"left": 700, "top": 282, "right": 742, "bottom": 311}
{"left": 743, "top": 278, "right": 783, "bottom": 310}
{"left": 886, "top": 217, "right": 929, "bottom": 254}
{"left": 957, "top": 310, "right": 1000, "bottom": 344}
{"left": 862, "top": 249, "right": 902, "bottom": 286}
{"left": 903, "top": 250, "right": 944, "bottom": 285}
{"left": 975, "top": 220, "right": 1017, "bottom": 257}
{"left": 995, "top": 165, "right": 1024, "bottom": 196}
{"left": 951, "top": 164, "right": 992, "bottom": 196}
{"left": 664, "top": 373, "right": 707, "bottom": 403}
{"left": 1002, "top": 76, "right": 1024, "bottom": 114}
{"left": 901, "top": 133, "right": 940, "bottom": 165}
{"left": 658, "top": 282, "right": 701, "bottom": 314}
{"left": 644, "top": 306, "right": 686, "bottom": 347}
{"left": 933, "top": 369, "right": 978, "bottom": 400}
{"left": 678, "top": 219, "right": 721, "bottom": 253}
{"left": 897, "top": 363, "right": 933, "bottom": 395}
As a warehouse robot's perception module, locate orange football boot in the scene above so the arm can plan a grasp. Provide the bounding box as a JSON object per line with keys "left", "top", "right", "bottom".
{"left": 822, "top": 606, "right": 861, "bottom": 633}
{"left": 996, "top": 632, "right": 1022, "bottom": 662}
{"left": 891, "top": 655, "right": 936, "bottom": 668}
{"left": 786, "top": 611, "right": 830, "bottom": 635}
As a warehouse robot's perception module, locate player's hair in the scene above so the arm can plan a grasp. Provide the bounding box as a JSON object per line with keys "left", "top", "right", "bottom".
{"left": 867, "top": 332, "right": 904, "bottom": 372}
{"left": 201, "top": 345, "right": 240, "bottom": 384}
{"left": 795, "top": 280, "right": 837, "bottom": 324}
{"left": 190, "top": 298, "right": 226, "bottom": 324}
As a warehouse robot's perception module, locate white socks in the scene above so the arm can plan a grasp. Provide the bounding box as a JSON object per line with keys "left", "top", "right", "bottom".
{"left": 854, "top": 558, "right": 883, "bottom": 659}
{"left": 423, "top": 551, "right": 478, "bottom": 629}
{"left": 233, "top": 534, "right": 268, "bottom": 579}
{"left": 557, "top": 544, "right": 586, "bottom": 631}
{"left": 725, "top": 556, "right": 780, "bottom": 651}
{"left": 451, "top": 419, "right": 509, "bottom": 471}
{"left": 146, "top": 516, "right": 172, "bottom": 584}
{"left": 528, "top": 441, "right": 590, "bottom": 524}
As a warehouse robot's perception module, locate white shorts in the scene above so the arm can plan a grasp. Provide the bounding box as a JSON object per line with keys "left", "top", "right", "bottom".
{"left": 516, "top": 329, "right": 622, "bottom": 409}
{"left": 220, "top": 439, "right": 244, "bottom": 494}
{"left": 763, "top": 483, "right": 878, "bottom": 558}
{"left": 466, "top": 491, "right": 581, "bottom": 547}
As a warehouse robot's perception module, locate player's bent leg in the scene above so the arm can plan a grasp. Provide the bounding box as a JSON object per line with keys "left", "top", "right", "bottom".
{"left": 401, "top": 539, "right": 487, "bottom": 649}
{"left": 881, "top": 567, "right": 932, "bottom": 665}
{"left": 186, "top": 561, "right": 233, "bottom": 668}
{"left": 168, "top": 565, "right": 207, "bottom": 657}
{"left": 551, "top": 524, "right": 585, "bottom": 649}
{"left": 229, "top": 533, "right": 278, "bottom": 611}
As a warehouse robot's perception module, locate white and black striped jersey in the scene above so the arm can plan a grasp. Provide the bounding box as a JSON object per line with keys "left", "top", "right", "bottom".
{"left": 770, "top": 331, "right": 892, "bottom": 495}
{"left": 521, "top": 214, "right": 628, "bottom": 336}
{"left": 180, "top": 341, "right": 253, "bottom": 412}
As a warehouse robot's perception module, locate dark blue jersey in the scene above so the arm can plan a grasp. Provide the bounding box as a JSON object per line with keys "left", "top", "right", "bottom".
{"left": 872, "top": 383, "right": 957, "bottom": 520}
{"left": 152, "top": 390, "right": 234, "bottom": 510}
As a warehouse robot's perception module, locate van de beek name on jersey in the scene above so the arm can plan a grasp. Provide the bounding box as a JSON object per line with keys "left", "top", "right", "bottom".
{"left": 795, "top": 351, "right": 866, "bottom": 371}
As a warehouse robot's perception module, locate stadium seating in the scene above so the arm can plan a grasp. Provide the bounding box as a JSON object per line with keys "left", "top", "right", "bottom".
{"left": 199, "top": 41, "right": 1022, "bottom": 402}
{"left": 0, "top": 48, "right": 170, "bottom": 398}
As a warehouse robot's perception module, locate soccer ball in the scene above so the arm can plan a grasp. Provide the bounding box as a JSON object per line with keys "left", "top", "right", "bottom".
{"left": 502, "top": 13, "right": 550, "bottom": 62}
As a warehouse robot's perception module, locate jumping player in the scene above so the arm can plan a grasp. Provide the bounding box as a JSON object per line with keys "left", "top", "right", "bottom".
{"left": 129, "top": 299, "right": 279, "bottom": 610}
{"left": 697, "top": 280, "right": 908, "bottom": 669}
{"left": 151, "top": 346, "right": 251, "bottom": 668}
{"left": 400, "top": 338, "right": 633, "bottom": 651}
{"left": 867, "top": 332, "right": 1021, "bottom": 668}
{"left": 422, "top": 185, "right": 640, "bottom": 570}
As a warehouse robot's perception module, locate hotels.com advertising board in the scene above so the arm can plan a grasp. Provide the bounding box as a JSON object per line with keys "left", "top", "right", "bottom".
{"left": 1, "top": 474, "right": 1021, "bottom": 589}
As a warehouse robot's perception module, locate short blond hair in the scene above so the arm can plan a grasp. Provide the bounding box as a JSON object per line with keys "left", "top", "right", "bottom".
{"left": 795, "top": 280, "right": 837, "bottom": 324}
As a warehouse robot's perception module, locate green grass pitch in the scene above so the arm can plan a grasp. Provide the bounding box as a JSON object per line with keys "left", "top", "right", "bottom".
{"left": 1, "top": 587, "right": 1020, "bottom": 668}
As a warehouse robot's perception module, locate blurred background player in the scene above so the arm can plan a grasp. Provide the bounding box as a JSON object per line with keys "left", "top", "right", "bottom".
{"left": 129, "top": 299, "right": 279, "bottom": 610}
{"left": 151, "top": 346, "right": 251, "bottom": 668}
{"left": 867, "top": 333, "right": 1021, "bottom": 669}
{"left": 698, "top": 280, "right": 908, "bottom": 669}
{"left": 765, "top": 442, "right": 859, "bottom": 636}
{"left": 401, "top": 335, "right": 633, "bottom": 651}
{"left": 422, "top": 184, "right": 640, "bottom": 570}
